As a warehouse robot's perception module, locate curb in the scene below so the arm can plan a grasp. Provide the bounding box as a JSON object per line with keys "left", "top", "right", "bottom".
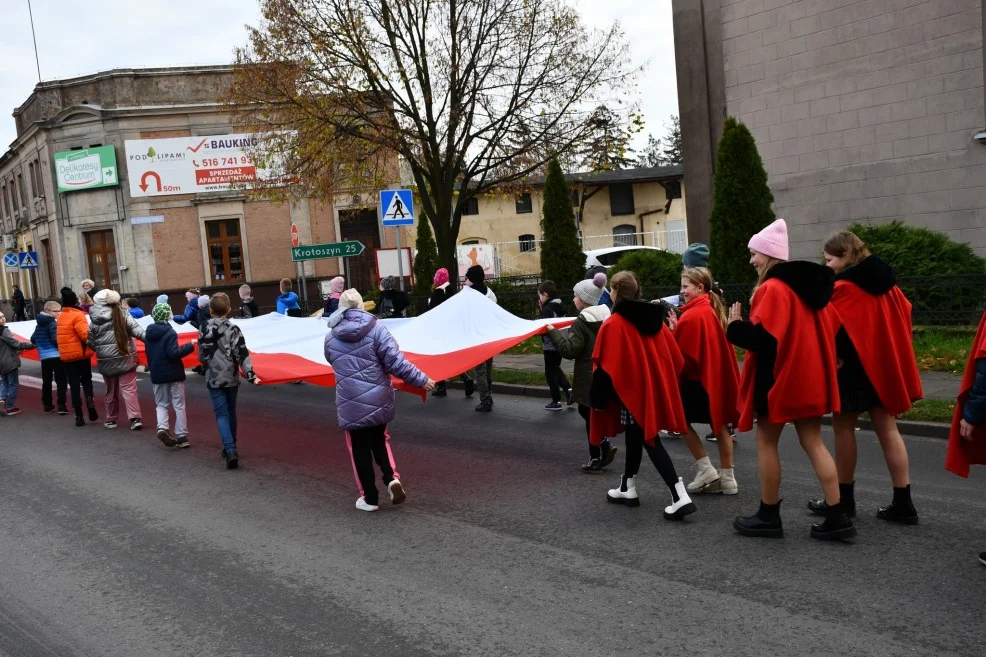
{"left": 448, "top": 380, "right": 951, "bottom": 440}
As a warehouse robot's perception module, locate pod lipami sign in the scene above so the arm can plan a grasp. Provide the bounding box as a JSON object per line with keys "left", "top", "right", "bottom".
{"left": 53, "top": 146, "right": 119, "bottom": 193}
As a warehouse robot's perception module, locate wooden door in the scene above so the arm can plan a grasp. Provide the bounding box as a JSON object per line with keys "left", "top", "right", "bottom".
{"left": 84, "top": 230, "right": 118, "bottom": 290}
{"left": 338, "top": 209, "right": 381, "bottom": 293}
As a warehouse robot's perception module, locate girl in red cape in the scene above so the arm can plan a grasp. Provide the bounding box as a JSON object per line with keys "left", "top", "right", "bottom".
{"left": 726, "top": 218, "right": 855, "bottom": 541}
{"left": 806, "top": 231, "right": 923, "bottom": 525}
{"left": 946, "top": 310, "right": 986, "bottom": 567}
{"left": 674, "top": 267, "right": 742, "bottom": 495}
{"left": 590, "top": 271, "right": 696, "bottom": 520}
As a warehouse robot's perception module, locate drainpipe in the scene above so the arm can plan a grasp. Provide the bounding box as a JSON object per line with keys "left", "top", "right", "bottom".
{"left": 638, "top": 208, "right": 663, "bottom": 247}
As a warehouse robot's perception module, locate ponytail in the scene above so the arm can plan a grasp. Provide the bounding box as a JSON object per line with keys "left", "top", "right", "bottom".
{"left": 110, "top": 303, "right": 131, "bottom": 356}
{"left": 682, "top": 266, "right": 728, "bottom": 331}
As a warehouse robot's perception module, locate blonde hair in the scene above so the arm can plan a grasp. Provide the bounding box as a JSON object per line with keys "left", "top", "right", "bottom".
{"left": 239, "top": 284, "right": 252, "bottom": 295}
{"left": 81, "top": 279, "right": 95, "bottom": 290}
{"left": 750, "top": 256, "right": 783, "bottom": 303}
{"left": 44, "top": 301, "right": 61, "bottom": 314}
{"left": 79, "top": 292, "right": 94, "bottom": 306}
{"left": 682, "top": 267, "right": 727, "bottom": 330}
{"left": 610, "top": 271, "right": 641, "bottom": 306}
{"left": 823, "top": 230, "right": 871, "bottom": 273}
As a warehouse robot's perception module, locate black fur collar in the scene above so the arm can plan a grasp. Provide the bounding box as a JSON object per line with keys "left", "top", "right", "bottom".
{"left": 835, "top": 255, "right": 896, "bottom": 295}
{"left": 612, "top": 299, "right": 668, "bottom": 336}
{"left": 764, "top": 260, "right": 834, "bottom": 310}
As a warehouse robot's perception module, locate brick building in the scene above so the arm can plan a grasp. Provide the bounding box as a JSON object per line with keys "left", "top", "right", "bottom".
{"left": 0, "top": 66, "right": 405, "bottom": 312}
{"left": 673, "top": 0, "right": 986, "bottom": 258}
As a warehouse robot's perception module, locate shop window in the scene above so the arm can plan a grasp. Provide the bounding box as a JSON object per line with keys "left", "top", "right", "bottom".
{"left": 206, "top": 219, "right": 245, "bottom": 283}
{"left": 515, "top": 193, "right": 533, "bottom": 214}
{"left": 613, "top": 224, "right": 638, "bottom": 247}
{"left": 609, "top": 184, "right": 635, "bottom": 216}
{"left": 84, "top": 230, "right": 119, "bottom": 290}
{"left": 519, "top": 234, "right": 536, "bottom": 253}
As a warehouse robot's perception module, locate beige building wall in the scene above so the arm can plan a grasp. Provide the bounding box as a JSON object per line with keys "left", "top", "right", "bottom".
{"left": 679, "top": 0, "right": 986, "bottom": 259}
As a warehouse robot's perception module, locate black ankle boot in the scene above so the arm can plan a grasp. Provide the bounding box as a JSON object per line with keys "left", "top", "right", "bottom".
{"left": 807, "top": 482, "right": 856, "bottom": 518}
{"left": 810, "top": 501, "right": 857, "bottom": 541}
{"left": 734, "top": 500, "right": 783, "bottom": 538}
{"left": 877, "top": 485, "right": 918, "bottom": 525}
{"left": 75, "top": 409, "right": 85, "bottom": 427}
{"left": 86, "top": 397, "right": 99, "bottom": 422}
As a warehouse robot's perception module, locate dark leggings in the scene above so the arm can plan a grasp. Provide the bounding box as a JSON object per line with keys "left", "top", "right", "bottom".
{"left": 578, "top": 404, "right": 601, "bottom": 459}
{"left": 543, "top": 351, "right": 571, "bottom": 403}
{"left": 64, "top": 359, "right": 95, "bottom": 411}
{"left": 625, "top": 423, "right": 679, "bottom": 492}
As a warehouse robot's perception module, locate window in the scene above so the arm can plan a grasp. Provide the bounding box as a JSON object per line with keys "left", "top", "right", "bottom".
{"left": 17, "top": 174, "right": 27, "bottom": 211}
{"left": 461, "top": 239, "right": 480, "bottom": 245}
{"left": 1, "top": 186, "right": 8, "bottom": 217}
{"left": 609, "top": 183, "right": 635, "bottom": 215}
{"left": 519, "top": 234, "right": 536, "bottom": 253}
{"left": 571, "top": 189, "right": 580, "bottom": 206}
{"left": 515, "top": 193, "right": 533, "bottom": 214}
{"left": 613, "top": 224, "right": 638, "bottom": 247}
{"left": 41, "top": 238, "right": 56, "bottom": 294}
{"left": 664, "top": 180, "right": 682, "bottom": 200}
{"left": 461, "top": 196, "right": 479, "bottom": 216}
{"left": 28, "top": 159, "right": 42, "bottom": 198}
{"left": 206, "top": 219, "right": 244, "bottom": 283}
{"left": 84, "top": 230, "right": 119, "bottom": 290}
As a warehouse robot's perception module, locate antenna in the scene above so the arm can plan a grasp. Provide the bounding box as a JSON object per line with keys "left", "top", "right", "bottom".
{"left": 27, "top": 0, "right": 41, "bottom": 82}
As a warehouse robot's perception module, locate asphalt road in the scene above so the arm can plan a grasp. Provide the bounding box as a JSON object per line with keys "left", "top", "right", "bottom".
{"left": 1, "top": 361, "right": 984, "bottom": 657}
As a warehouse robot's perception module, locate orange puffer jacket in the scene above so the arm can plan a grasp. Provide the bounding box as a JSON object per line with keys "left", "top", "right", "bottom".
{"left": 57, "top": 306, "right": 93, "bottom": 362}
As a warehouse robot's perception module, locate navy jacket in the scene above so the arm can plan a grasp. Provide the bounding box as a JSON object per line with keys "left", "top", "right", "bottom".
{"left": 31, "top": 312, "right": 60, "bottom": 361}
{"left": 197, "top": 307, "right": 212, "bottom": 330}
{"left": 145, "top": 322, "right": 194, "bottom": 384}
{"left": 173, "top": 298, "right": 200, "bottom": 327}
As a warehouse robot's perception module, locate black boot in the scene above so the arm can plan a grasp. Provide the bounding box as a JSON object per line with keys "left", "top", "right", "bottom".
{"left": 810, "top": 501, "right": 857, "bottom": 541}
{"left": 877, "top": 485, "right": 918, "bottom": 525}
{"left": 75, "top": 408, "right": 85, "bottom": 427}
{"left": 464, "top": 377, "right": 475, "bottom": 398}
{"left": 223, "top": 449, "right": 239, "bottom": 470}
{"left": 599, "top": 439, "right": 618, "bottom": 468}
{"left": 86, "top": 396, "right": 99, "bottom": 422}
{"left": 432, "top": 382, "right": 448, "bottom": 398}
{"left": 475, "top": 395, "right": 493, "bottom": 412}
{"left": 808, "top": 482, "right": 856, "bottom": 518}
{"left": 734, "top": 500, "right": 783, "bottom": 538}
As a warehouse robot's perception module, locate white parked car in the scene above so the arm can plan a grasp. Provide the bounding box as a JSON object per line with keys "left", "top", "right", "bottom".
{"left": 584, "top": 245, "right": 667, "bottom": 269}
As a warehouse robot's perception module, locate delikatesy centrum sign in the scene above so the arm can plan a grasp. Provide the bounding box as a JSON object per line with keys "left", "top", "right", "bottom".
{"left": 53, "top": 146, "right": 119, "bottom": 193}
{"left": 124, "top": 134, "right": 282, "bottom": 198}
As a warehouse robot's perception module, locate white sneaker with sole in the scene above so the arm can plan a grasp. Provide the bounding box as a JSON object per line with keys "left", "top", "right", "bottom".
{"left": 607, "top": 475, "right": 639, "bottom": 507}
{"left": 686, "top": 457, "right": 720, "bottom": 493}
{"left": 388, "top": 479, "right": 407, "bottom": 505}
{"left": 355, "top": 497, "right": 379, "bottom": 512}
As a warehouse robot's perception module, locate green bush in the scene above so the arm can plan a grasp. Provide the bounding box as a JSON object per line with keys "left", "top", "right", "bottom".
{"left": 848, "top": 221, "right": 986, "bottom": 277}
{"left": 609, "top": 249, "right": 684, "bottom": 290}
{"left": 708, "top": 117, "right": 774, "bottom": 285}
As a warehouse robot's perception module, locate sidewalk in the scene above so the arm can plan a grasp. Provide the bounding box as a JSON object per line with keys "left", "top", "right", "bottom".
{"left": 495, "top": 354, "right": 960, "bottom": 401}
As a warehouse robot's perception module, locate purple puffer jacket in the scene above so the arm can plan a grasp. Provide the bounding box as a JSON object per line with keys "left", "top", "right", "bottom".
{"left": 325, "top": 308, "right": 429, "bottom": 430}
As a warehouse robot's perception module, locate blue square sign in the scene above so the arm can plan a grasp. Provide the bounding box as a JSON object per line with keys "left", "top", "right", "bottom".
{"left": 18, "top": 251, "right": 39, "bottom": 269}
{"left": 380, "top": 189, "right": 415, "bottom": 227}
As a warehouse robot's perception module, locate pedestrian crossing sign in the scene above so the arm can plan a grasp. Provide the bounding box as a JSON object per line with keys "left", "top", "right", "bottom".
{"left": 380, "top": 189, "right": 415, "bottom": 227}
{"left": 18, "top": 251, "right": 39, "bottom": 269}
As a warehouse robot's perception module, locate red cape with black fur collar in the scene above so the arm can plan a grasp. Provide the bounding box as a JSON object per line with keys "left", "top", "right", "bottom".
{"left": 675, "top": 294, "right": 740, "bottom": 432}
{"left": 590, "top": 302, "right": 687, "bottom": 446}
{"left": 946, "top": 310, "right": 986, "bottom": 477}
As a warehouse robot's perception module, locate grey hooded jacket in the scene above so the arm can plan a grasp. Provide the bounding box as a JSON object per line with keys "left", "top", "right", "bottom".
{"left": 87, "top": 304, "right": 146, "bottom": 377}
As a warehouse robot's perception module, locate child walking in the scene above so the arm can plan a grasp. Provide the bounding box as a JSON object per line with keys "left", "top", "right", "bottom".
{"left": 57, "top": 287, "right": 99, "bottom": 426}
{"left": 806, "top": 231, "right": 923, "bottom": 524}
{"left": 0, "top": 311, "right": 35, "bottom": 416}
{"left": 325, "top": 289, "right": 435, "bottom": 512}
{"left": 32, "top": 301, "right": 69, "bottom": 414}
{"left": 538, "top": 281, "right": 573, "bottom": 411}
{"left": 88, "top": 290, "right": 146, "bottom": 431}
{"left": 545, "top": 274, "right": 616, "bottom": 472}
{"left": 590, "top": 271, "right": 696, "bottom": 521}
{"left": 464, "top": 265, "right": 498, "bottom": 412}
{"left": 726, "top": 218, "right": 854, "bottom": 541}
{"left": 239, "top": 285, "right": 261, "bottom": 318}
{"left": 277, "top": 278, "right": 302, "bottom": 316}
{"left": 198, "top": 293, "right": 261, "bottom": 469}
{"left": 145, "top": 303, "right": 195, "bottom": 448}
{"left": 675, "top": 267, "right": 742, "bottom": 495}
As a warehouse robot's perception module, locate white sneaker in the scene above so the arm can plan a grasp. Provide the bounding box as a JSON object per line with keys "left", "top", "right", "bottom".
{"left": 686, "top": 457, "right": 720, "bottom": 493}
{"left": 388, "top": 479, "right": 407, "bottom": 505}
{"left": 664, "top": 478, "right": 697, "bottom": 520}
{"left": 702, "top": 469, "right": 739, "bottom": 495}
{"left": 355, "top": 497, "right": 379, "bottom": 512}
{"left": 607, "top": 475, "right": 639, "bottom": 507}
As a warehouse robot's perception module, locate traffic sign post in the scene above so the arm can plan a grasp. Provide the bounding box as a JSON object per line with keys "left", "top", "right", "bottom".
{"left": 290, "top": 224, "right": 300, "bottom": 248}
{"left": 18, "top": 251, "right": 38, "bottom": 269}
{"left": 380, "top": 189, "right": 415, "bottom": 291}
{"left": 291, "top": 241, "right": 366, "bottom": 262}
{"left": 2, "top": 253, "right": 18, "bottom": 274}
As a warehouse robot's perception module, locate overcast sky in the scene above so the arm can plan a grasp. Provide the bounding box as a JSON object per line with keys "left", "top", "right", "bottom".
{"left": 0, "top": 0, "right": 678, "bottom": 154}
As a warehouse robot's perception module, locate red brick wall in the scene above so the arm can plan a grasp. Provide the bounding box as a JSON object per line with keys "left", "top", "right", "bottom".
{"left": 309, "top": 200, "right": 341, "bottom": 278}
{"left": 153, "top": 206, "right": 204, "bottom": 289}
{"left": 244, "top": 201, "right": 295, "bottom": 282}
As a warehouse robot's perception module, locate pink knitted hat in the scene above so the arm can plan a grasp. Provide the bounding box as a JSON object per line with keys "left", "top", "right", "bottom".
{"left": 747, "top": 218, "right": 789, "bottom": 261}
{"left": 433, "top": 267, "right": 450, "bottom": 287}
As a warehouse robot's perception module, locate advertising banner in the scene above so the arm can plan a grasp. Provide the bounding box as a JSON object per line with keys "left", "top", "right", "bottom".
{"left": 457, "top": 244, "right": 497, "bottom": 280}
{"left": 124, "top": 134, "right": 278, "bottom": 197}
{"left": 53, "top": 145, "right": 119, "bottom": 193}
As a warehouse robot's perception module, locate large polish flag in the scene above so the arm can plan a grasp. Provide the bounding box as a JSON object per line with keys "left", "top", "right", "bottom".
{"left": 6, "top": 288, "right": 573, "bottom": 390}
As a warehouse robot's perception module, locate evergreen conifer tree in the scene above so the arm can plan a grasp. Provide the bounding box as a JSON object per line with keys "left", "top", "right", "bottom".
{"left": 413, "top": 211, "right": 440, "bottom": 296}
{"left": 708, "top": 117, "right": 775, "bottom": 284}
{"left": 540, "top": 158, "right": 585, "bottom": 291}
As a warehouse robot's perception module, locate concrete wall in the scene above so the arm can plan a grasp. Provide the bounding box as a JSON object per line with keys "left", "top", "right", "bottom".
{"left": 677, "top": 0, "right": 986, "bottom": 258}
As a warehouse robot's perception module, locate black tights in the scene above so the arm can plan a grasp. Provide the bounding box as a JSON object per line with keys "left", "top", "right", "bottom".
{"left": 624, "top": 423, "right": 679, "bottom": 492}
{"left": 578, "top": 404, "right": 600, "bottom": 459}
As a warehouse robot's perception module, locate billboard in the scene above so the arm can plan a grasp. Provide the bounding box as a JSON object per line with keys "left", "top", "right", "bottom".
{"left": 53, "top": 145, "right": 119, "bottom": 193}
{"left": 124, "top": 134, "right": 278, "bottom": 197}
{"left": 457, "top": 244, "right": 497, "bottom": 280}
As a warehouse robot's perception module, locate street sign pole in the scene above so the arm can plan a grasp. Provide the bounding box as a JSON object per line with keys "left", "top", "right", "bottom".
{"left": 395, "top": 228, "right": 404, "bottom": 291}
{"left": 380, "top": 188, "right": 415, "bottom": 292}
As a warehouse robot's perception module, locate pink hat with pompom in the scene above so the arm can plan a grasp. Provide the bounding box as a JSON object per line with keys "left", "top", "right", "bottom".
{"left": 747, "top": 218, "right": 789, "bottom": 261}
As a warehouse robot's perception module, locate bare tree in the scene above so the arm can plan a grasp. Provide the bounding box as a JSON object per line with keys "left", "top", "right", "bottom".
{"left": 226, "top": 0, "right": 638, "bottom": 273}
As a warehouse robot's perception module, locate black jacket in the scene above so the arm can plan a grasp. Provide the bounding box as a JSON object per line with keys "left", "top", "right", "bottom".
{"left": 539, "top": 298, "right": 567, "bottom": 350}
{"left": 197, "top": 306, "right": 212, "bottom": 331}
{"left": 378, "top": 289, "right": 410, "bottom": 319}
{"left": 427, "top": 285, "right": 452, "bottom": 311}
{"left": 726, "top": 261, "right": 834, "bottom": 418}
{"left": 145, "top": 322, "right": 194, "bottom": 384}
{"left": 241, "top": 297, "right": 260, "bottom": 318}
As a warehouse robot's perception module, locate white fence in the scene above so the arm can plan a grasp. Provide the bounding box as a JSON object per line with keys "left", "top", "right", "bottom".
{"left": 485, "top": 229, "right": 688, "bottom": 278}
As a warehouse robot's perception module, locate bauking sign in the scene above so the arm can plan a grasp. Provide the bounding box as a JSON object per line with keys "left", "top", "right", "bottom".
{"left": 124, "top": 133, "right": 279, "bottom": 197}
